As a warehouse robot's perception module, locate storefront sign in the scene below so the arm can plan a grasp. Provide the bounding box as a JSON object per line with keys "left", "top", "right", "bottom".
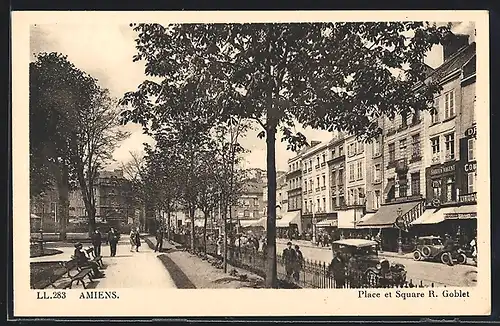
{"left": 464, "top": 125, "right": 477, "bottom": 138}
{"left": 459, "top": 192, "right": 477, "bottom": 203}
{"left": 464, "top": 161, "right": 477, "bottom": 173}
{"left": 430, "top": 164, "right": 455, "bottom": 176}
{"left": 444, "top": 212, "right": 477, "bottom": 219}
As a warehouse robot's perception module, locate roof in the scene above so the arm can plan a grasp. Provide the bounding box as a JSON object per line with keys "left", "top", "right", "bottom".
{"left": 332, "top": 239, "right": 378, "bottom": 247}
{"left": 427, "top": 42, "right": 476, "bottom": 84}
{"left": 418, "top": 236, "right": 442, "bottom": 239}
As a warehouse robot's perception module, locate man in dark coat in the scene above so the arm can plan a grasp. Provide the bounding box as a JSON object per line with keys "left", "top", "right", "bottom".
{"left": 107, "top": 227, "right": 120, "bottom": 257}
{"left": 73, "top": 243, "right": 104, "bottom": 278}
{"left": 443, "top": 234, "right": 456, "bottom": 266}
{"left": 155, "top": 228, "right": 164, "bottom": 252}
{"left": 329, "top": 251, "right": 346, "bottom": 288}
{"left": 91, "top": 228, "right": 102, "bottom": 257}
{"left": 282, "top": 242, "right": 297, "bottom": 282}
{"left": 292, "top": 245, "right": 304, "bottom": 283}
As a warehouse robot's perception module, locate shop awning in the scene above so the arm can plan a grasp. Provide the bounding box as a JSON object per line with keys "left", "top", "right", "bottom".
{"left": 239, "top": 218, "right": 266, "bottom": 228}
{"left": 355, "top": 213, "right": 376, "bottom": 229}
{"left": 316, "top": 218, "right": 338, "bottom": 227}
{"left": 337, "top": 209, "right": 363, "bottom": 229}
{"left": 356, "top": 201, "right": 421, "bottom": 228}
{"left": 444, "top": 205, "right": 477, "bottom": 220}
{"left": 276, "top": 211, "right": 301, "bottom": 228}
{"left": 410, "top": 209, "right": 439, "bottom": 225}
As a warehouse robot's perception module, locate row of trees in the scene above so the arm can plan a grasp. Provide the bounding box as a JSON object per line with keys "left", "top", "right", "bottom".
{"left": 30, "top": 52, "right": 128, "bottom": 238}
{"left": 120, "top": 22, "right": 452, "bottom": 287}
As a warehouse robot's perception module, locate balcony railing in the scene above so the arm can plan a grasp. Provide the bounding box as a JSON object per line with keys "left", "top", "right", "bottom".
{"left": 321, "top": 162, "right": 326, "bottom": 167}
{"left": 321, "top": 186, "right": 326, "bottom": 191}
{"left": 458, "top": 192, "right": 477, "bottom": 203}
{"left": 315, "top": 165, "right": 320, "bottom": 169}
{"left": 308, "top": 168, "right": 312, "bottom": 172}
{"left": 315, "top": 187, "right": 320, "bottom": 192}
{"left": 308, "top": 190, "right": 312, "bottom": 194}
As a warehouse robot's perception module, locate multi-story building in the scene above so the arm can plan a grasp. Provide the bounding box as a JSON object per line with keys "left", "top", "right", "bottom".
{"left": 300, "top": 141, "right": 333, "bottom": 233}
{"left": 286, "top": 152, "right": 303, "bottom": 213}
{"left": 364, "top": 122, "right": 385, "bottom": 212}
{"left": 327, "top": 133, "right": 346, "bottom": 211}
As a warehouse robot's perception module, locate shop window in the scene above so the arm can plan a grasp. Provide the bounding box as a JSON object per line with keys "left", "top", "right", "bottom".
{"left": 444, "top": 133, "right": 455, "bottom": 161}
{"left": 432, "top": 179, "right": 442, "bottom": 201}
{"left": 388, "top": 143, "right": 395, "bottom": 162}
{"left": 445, "top": 177, "right": 456, "bottom": 202}
{"left": 411, "top": 172, "right": 420, "bottom": 196}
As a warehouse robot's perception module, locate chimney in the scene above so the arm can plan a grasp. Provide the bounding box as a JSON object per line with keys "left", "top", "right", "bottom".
{"left": 442, "top": 33, "right": 469, "bottom": 62}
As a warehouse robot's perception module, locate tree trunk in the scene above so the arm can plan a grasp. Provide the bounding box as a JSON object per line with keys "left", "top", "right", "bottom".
{"left": 203, "top": 210, "right": 208, "bottom": 255}
{"left": 265, "top": 122, "right": 278, "bottom": 288}
{"left": 222, "top": 198, "right": 228, "bottom": 273}
{"left": 190, "top": 205, "right": 196, "bottom": 251}
{"left": 57, "top": 163, "right": 69, "bottom": 241}
{"left": 167, "top": 208, "right": 171, "bottom": 241}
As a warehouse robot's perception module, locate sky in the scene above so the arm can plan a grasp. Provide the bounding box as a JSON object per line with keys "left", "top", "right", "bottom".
{"left": 30, "top": 21, "right": 476, "bottom": 172}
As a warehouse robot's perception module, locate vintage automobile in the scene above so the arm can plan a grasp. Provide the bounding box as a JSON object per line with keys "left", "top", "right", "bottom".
{"left": 412, "top": 236, "right": 467, "bottom": 265}
{"left": 330, "top": 239, "right": 407, "bottom": 288}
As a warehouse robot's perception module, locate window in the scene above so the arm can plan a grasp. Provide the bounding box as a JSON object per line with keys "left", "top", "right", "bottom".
{"left": 338, "top": 169, "right": 344, "bottom": 185}
{"left": 412, "top": 134, "right": 421, "bottom": 159}
{"left": 431, "top": 137, "right": 440, "bottom": 163}
{"left": 349, "top": 163, "right": 355, "bottom": 182}
{"left": 331, "top": 171, "right": 337, "bottom": 186}
{"left": 322, "top": 198, "right": 326, "bottom": 211}
{"left": 412, "top": 109, "right": 421, "bottom": 124}
{"left": 254, "top": 210, "right": 259, "bottom": 217}
{"left": 411, "top": 172, "right": 420, "bottom": 196}
{"left": 357, "top": 141, "right": 364, "bottom": 154}
{"left": 432, "top": 179, "right": 442, "bottom": 201}
{"left": 339, "top": 146, "right": 344, "bottom": 156}
{"left": 467, "top": 172, "right": 477, "bottom": 194}
{"left": 244, "top": 200, "right": 250, "bottom": 207}
{"left": 401, "top": 111, "right": 408, "bottom": 128}
{"left": 398, "top": 175, "right": 408, "bottom": 197}
{"left": 444, "top": 133, "right": 455, "bottom": 161}
{"left": 445, "top": 177, "right": 455, "bottom": 202}
{"left": 444, "top": 90, "right": 455, "bottom": 119}
{"left": 244, "top": 210, "right": 250, "bottom": 217}
{"left": 322, "top": 154, "right": 326, "bottom": 163}
{"left": 388, "top": 143, "right": 396, "bottom": 162}
{"left": 309, "top": 201, "right": 313, "bottom": 211}
{"left": 332, "top": 196, "right": 338, "bottom": 208}
{"left": 399, "top": 138, "right": 407, "bottom": 159}
{"left": 254, "top": 198, "right": 259, "bottom": 206}
{"left": 317, "top": 157, "right": 320, "bottom": 166}
{"left": 304, "top": 181, "right": 308, "bottom": 190}
{"left": 357, "top": 161, "right": 363, "bottom": 180}
{"left": 331, "top": 149, "right": 336, "bottom": 158}
{"left": 349, "top": 189, "right": 354, "bottom": 205}
{"left": 304, "top": 201, "right": 308, "bottom": 212}
{"left": 373, "top": 138, "right": 381, "bottom": 157}
{"left": 317, "top": 199, "right": 320, "bottom": 211}
{"left": 309, "top": 180, "right": 313, "bottom": 191}
{"left": 354, "top": 188, "right": 359, "bottom": 205}
{"left": 374, "top": 190, "right": 381, "bottom": 210}
{"left": 373, "top": 164, "right": 381, "bottom": 183}
{"left": 315, "top": 177, "right": 319, "bottom": 188}
{"left": 322, "top": 175, "right": 326, "bottom": 187}
{"left": 289, "top": 164, "right": 292, "bottom": 171}
{"left": 468, "top": 138, "right": 475, "bottom": 161}
{"left": 431, "top": 104, "right": 440, "bottom": 124}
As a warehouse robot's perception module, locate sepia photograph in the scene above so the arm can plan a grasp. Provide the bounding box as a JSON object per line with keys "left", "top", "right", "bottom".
{"left": 12, "top": 10, "right": 490, "bottom": 317}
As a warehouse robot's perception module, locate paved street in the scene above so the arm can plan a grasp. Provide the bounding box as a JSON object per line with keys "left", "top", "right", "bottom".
{"left": 276, "top": 240, "right": 477, "bottom": 287}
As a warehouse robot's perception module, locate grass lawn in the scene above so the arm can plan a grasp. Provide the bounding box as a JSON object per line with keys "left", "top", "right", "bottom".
{"left": 30, "top": 246, "right": 63, "bottom": 258}
{"left": 30, "top": 261, "right": 67, "bottom": 289}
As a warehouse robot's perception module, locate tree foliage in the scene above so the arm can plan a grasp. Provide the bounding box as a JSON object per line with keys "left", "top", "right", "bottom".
{"left": 121, "top": 22, "right": 452, "bottom": 287}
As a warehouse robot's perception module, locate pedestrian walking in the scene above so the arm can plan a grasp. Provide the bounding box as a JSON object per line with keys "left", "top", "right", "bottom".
{"left": 282, "top": 241, "right": 297, "bottom": 282}
{"left": 91, "top": 228, "right": 102, "bottom": 257}
{"left": 292, "top": 245, "right": 304, "bottom": 283}
{"left": 329, "top": 251, "right": 346, "bottom": 288}
{"left": 134, "top": 228, "right": 141, "bottom": 252}
{"left": 443, "top": 234, "right": 455, "bottom": 266}
{"left": 129, "top": 228, "right": 136, "bottom": 252}
{"left": 155, "top": 228, "right": 164, "bottom": 252}
{"left": 107, "top": 227, "right": 120, "bottom": 257}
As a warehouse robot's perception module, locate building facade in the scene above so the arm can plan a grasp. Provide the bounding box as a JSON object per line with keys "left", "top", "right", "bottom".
{"left": 365, "top": 126, "right": 384, "bottom": 212}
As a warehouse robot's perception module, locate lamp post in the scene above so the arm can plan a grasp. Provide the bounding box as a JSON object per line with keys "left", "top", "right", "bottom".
{"left": 397, "top": 207, "right": 403, "bottom": 255}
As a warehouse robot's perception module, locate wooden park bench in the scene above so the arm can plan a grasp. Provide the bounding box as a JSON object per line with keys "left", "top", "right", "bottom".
{"left": 56, "top": 258, "right": 95, "bottom": 289}
{"left": 85, "top": 247, "right": 104, "bottom": 268}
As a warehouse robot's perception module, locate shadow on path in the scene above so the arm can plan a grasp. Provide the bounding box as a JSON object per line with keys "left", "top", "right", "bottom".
{"left": 157, "top": 254, "right": 196, "bottom": 289}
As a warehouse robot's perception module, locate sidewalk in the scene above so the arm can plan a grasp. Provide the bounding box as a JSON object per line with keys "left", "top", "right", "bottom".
{"left": 276, "top": 238, "right": 415, "bottom": 260}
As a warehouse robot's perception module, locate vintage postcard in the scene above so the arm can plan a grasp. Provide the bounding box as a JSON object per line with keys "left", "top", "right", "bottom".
{"left": 11, "top": 10, "right": 490, "bottom": 318}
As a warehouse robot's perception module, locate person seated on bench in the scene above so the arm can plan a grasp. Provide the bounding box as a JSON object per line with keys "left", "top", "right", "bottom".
{"left": 74, "top": 243, "right": 105, "bottom": 278}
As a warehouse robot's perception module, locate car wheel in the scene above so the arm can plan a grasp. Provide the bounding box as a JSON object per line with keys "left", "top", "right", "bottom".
{"left": 421, "top": 246, "right": 432, "bottom": 257}
{"left": 413, "top": 251, "right": 422, "bottom": 261}
{"left": 440, "top": 252, "right": 451, "bottom": 265}
{"left": 365, "top": 270, "right": 379, "bottom": 288}
{"left": 457, "top": 253, "right": 467, "bottom": 265}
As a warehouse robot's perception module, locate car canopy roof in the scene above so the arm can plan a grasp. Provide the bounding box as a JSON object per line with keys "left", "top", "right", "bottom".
{"left": 332, "top": 239, "right": 378, "bottom": 248}
{"left": 418, "top": 236, "right": 442, "bottom": 239}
